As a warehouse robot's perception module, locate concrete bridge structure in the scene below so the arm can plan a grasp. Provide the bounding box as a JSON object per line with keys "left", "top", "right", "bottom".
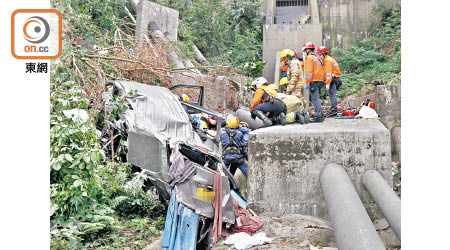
{"left": 247, "top": 118, "right": 392, "bottom": 220}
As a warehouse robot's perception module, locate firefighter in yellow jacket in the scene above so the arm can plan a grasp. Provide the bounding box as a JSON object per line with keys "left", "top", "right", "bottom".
{"left": 280, "top": 49, "right": 304, "bottom": 98}
{"left": 303, "top": 42, "right": 325, "bottom": 123}
{"left": 318, "top": 46, "right": 342, "bottom": 117}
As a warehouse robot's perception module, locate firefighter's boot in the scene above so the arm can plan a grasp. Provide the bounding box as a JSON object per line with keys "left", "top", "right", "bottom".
{"left": 254, "top": 110, "right": 273, "bottom": 127}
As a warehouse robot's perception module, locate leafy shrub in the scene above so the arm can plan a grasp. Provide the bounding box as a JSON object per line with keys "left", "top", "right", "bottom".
{"left": 111, "top": 172, "right": 165, "bottom": 219}
{"left": 153, "top": 0, "right": 264, "bottom": 70}
{"left": 50, "top": 1, "right": 165, "bottom": 244}
{"left": 333, "top": 2, "right": 401, "bottom": 100}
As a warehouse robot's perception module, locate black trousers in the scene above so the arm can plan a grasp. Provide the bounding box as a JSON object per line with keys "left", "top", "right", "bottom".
{"left": 251, "top": 98, "right": 285, "bottom": 118}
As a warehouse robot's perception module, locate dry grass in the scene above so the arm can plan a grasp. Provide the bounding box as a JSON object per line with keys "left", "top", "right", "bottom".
{"left": 63, "top": 22, "right": 235, "bottom": 110}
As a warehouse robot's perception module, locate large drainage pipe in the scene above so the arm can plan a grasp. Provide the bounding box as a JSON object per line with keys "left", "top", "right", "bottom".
{"left": 362, "top": 170, "right": 401, "bottom": 240}
{"left": 320, "top": 164, "right": 385, "bottom": 250}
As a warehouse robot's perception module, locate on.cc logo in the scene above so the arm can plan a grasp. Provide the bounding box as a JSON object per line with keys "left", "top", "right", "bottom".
{"left": 23, "top": 16, "right": 50, "bottom": 44}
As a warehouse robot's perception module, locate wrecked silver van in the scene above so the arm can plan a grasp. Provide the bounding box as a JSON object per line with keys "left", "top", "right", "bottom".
{"left": 103, "top": 80, "right": 241, "bottom": 226}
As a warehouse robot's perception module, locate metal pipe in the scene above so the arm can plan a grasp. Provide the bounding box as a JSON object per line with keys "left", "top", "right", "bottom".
{"left": 320, "top": 164, "right": 385, "bottom": 250}
{"left": 362, "top": 170, "right": 401, "bottom": 240}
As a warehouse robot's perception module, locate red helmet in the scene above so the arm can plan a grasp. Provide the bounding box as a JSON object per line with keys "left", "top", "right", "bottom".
{"left": 302, "top": 42, "right": 315, "bottom": 51}
{"left": 317, "top": 46, "right": 328, "bottom": 55}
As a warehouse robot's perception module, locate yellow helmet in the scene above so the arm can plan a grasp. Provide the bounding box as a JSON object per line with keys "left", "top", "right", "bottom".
{"left": 267, "top": 84, "right": 278, "bottom": 90}
{"left": 227, "top": 116, "right": 239, "bottom": 129}
{"left": 263, "top": 84, "right": 278, "bottom": 97}
{"left": 280, "top": 49, "right": 294, "bottom": 59}
{"left": 181, "top": 94, "right": 190, "bottom": 102}
{"left": 279, "top": 77, "right": 288, "bottom": 86}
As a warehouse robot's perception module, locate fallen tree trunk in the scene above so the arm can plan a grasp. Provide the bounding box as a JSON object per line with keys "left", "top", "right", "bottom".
{"left": 192, "top": 44, "right": 210, "bottom": 66}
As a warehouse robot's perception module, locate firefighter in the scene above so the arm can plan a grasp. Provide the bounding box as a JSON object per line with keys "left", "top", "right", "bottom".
{"left": 220, "top": 116, "right": 248, "bottom": 177}
{"left": 279, "top": 77, "right": 288, "bottom": 93}
{"left": 317, "top": 46, "right": 342, "bottom": 117}
{"left": 249, "top": 77, "right": 287, "bottom": 127}
{"left": 303, "top": 42, "right": 325, "bottom": 123}
{"left": 280, "top": 49, "right": 304, "bottom": 98}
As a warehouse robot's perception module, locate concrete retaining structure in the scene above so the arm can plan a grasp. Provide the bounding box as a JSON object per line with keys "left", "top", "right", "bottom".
{"left": 136, "top": 1, "right": 179, "bottom": 41}
{"left": 247, "top": 118, "right": 392, "bottom": 219}
{"left": 376, "top": 84, "right": 401, "bottom": 162}
{"left": 262, "top": 24, "right": 322, "bottom": 82}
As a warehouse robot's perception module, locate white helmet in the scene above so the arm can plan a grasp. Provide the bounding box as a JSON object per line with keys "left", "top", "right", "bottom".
{"left": 252, "top": 77, "right": 268, "bottom": 89}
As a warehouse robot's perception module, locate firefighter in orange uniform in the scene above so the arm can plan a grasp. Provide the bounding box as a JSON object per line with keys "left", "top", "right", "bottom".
{"left": 317, "top": 46, "right": 342, "bottom": 117}
{"left": 303, "top": 42, "right": 325, "bottom": 123}
{"left": 250, "top": 77, "right": 287, "bottom": 127}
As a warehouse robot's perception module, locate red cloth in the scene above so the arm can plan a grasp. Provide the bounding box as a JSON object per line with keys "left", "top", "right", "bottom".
{"left": 231, "top": 198, "right": 264, "bottom": 233}
{"left": 212, "top": 171, "right": 223, "bottom": 243}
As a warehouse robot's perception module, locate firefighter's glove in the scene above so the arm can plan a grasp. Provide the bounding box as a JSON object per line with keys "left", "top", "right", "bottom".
{"left": 326, "top": 84, "right": 330, "bottom": 92}
{"left": 251, "top": 113, "right": 256, "bottom": 120}
{"left": 305, "top": 84, "right": 309, "bottom": 90}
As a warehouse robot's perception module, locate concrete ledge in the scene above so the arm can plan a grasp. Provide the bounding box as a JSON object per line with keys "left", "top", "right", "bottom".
{"left": 247, "top": 119, "right": 392, "bottom": 219}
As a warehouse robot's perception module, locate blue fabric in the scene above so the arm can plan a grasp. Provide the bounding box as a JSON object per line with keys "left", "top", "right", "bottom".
{"left": 329, "top": 79, "right": 338, "bottom": 111}
{"left": 173, "top": 205, "right": 199, "bottom": 250}
{"left": 310, "top": 81, "right": 324, "bottom": 117}
{"left": 224, "top": 154, "right": 248, "bottom": 178}
{"left": 238, "top": 127, "right": 250, "bottom": 160}
{"left": 220, "top": 128, "right": 244, "bottom": 149}
{"left": 162, "top": 190, "right": 178, "bottom": 250}
{"left": 221, "top": 128, "right": 248, "bottom": 177}
{"left": 238, "top": 127, "right": 249, "bottom": 147}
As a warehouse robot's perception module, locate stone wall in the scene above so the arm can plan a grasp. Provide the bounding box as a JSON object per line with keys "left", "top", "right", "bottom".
{"left": 247, "top": 119, "right": 392, "bottom": 219}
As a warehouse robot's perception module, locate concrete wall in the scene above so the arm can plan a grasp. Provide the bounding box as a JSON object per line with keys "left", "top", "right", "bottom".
{"left": 319, "top": 0, "right": 400, "bottom": 49}
{"left": 262, "top": 24, "right": 322, "bottom": 83}
{"left": 376, "top": 84, "right": 401, "bottom": 162}
{"left": 136, "top": 0, "right": 179, "bottom": 41}
{"left": 247, "top": 119, "right": 392, "bottom": 219}
{"left": 264, "top": 0, "right": 400, "bottom": 49}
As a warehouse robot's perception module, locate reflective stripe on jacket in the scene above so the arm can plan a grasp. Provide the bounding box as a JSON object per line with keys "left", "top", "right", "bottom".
{"left": 280, "top": 60, "right": 288, "bottom": 72}
{"left": 323, "top": 55, "right": 341, "bottom": 85}
{"left": 304, "top": 54, "right": 324, "bottom": 85}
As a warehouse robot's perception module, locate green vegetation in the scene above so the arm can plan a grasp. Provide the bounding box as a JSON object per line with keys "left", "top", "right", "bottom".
{"left": 50, "top": 0, "right": 165, "bottom": 249}
{"left": 332, "top": 3, "right": 401, "bottom": 100}
{"left": 154, "top": 0, "right": 264, "bottom": 71}
{"left": 50, "top": 70, "right": 164, "bottom": 249}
